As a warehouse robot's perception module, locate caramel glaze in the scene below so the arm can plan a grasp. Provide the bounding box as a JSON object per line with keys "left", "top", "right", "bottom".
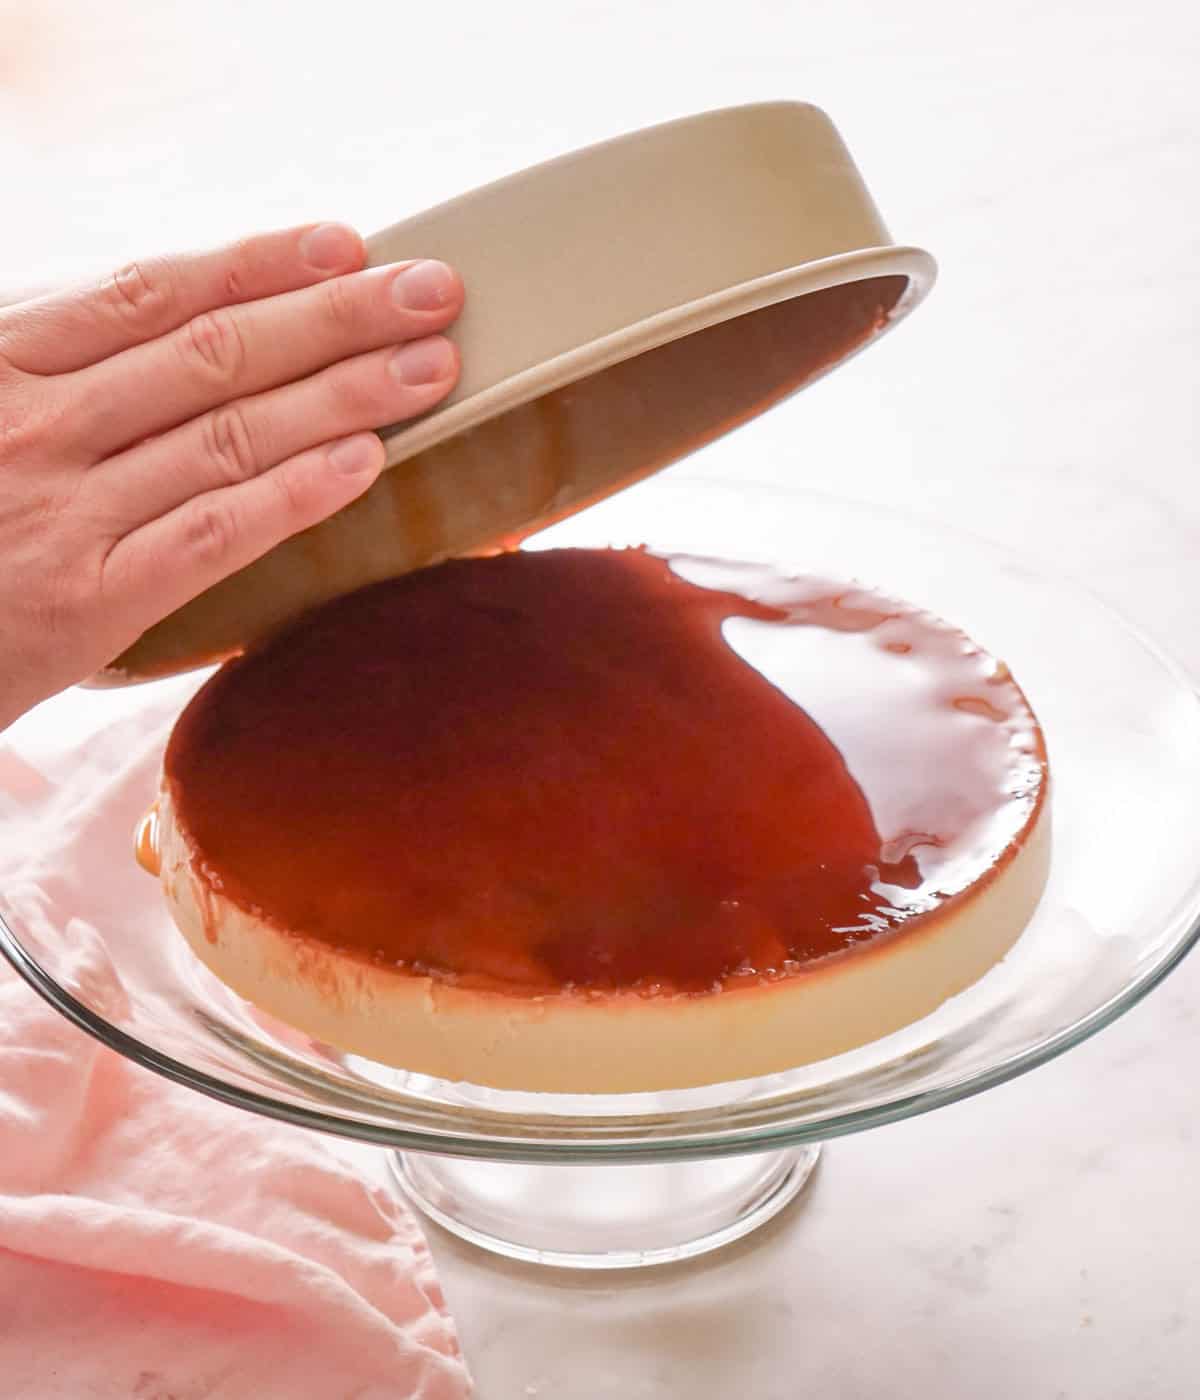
{"left": 163, "top": 548, "right": 1046, "bottom": 995}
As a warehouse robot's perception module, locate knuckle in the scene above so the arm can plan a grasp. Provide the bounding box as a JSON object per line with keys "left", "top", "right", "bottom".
{"left": 221, "top": 238, "right": 256, "bottom": 302}
{"left": 0, "top": 402, "right": 34, "bottom": 457}
{"left": 202, "top": 403, "right": 260, "bottom": 485}
{"left": 182, "top": 498, "right": 240, "bottom": 564}
{"left": 321, "top": 274, "right": 360, "bottom": 331}
{"left": 267, "top": 465, "right": 313, "bottom": 528}
{"left": 0, "top": 381, "right": 67, "bottom": 459}
{"left": 327, "top": 365, "right": 379, "bottom": 417}
{"left": 180, "top": 307, "right": 247, "bottom": 384}
{"left": 102, "top": 258, "right": 176, "bottom": 327}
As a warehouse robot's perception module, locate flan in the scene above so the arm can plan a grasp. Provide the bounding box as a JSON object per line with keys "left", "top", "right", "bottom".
{"left": 141, "top": 547, "right": 1050, "bottom": 1093}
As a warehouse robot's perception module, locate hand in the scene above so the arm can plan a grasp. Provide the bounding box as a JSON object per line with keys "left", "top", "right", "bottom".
{"left": 0, "top": 223, "right": 464, "bottom": 731}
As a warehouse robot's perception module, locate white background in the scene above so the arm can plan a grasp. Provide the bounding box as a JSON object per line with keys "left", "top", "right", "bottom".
{"left": 2, "top": 1, "right": 1197, "bottom": 1395}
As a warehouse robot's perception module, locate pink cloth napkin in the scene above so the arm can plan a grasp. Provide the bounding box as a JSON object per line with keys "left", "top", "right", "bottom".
{"left": 0, "top": 700, "right": 472, "bottom": 1400}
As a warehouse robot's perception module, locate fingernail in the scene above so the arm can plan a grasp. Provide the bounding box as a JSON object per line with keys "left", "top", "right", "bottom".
{"left": 389, "top": 336, "right": 456, "bottom": 385}
{"left": 391, "top": 259, "right": 456, "bottom": 311}
{"left": 327, "top": 433, "right": 382, "bottom": 475}
{"left": 300, "top": 222, "right": 362, "bottom": 272}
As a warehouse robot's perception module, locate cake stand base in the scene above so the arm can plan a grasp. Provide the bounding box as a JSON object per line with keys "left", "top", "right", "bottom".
{"left": 390, "top": 1144, "right": 821, "bottom": 1269}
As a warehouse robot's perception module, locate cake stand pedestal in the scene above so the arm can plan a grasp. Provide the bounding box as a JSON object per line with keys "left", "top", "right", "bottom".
{"left": 392, "top": 1147, "right": 820, "bottom": 1269}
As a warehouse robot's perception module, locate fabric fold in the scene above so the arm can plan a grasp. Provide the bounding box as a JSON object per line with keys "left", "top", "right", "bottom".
{"left": 0, "top": 712, "right": 471, "bottom": 1399}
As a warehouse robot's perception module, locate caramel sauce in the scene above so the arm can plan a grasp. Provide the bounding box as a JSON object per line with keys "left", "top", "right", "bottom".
{"left": 162, "top": 549, "right": 1045, "bottom": 995}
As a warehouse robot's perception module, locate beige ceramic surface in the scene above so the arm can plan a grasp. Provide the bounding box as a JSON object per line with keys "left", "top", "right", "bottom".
{"left": 99, "top": 101, "right": 934, "bottom": 681}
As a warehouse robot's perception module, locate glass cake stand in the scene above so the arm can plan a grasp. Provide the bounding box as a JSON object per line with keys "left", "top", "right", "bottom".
{"left": 3, "top": 481, "right": 1199, "bottom": 1270}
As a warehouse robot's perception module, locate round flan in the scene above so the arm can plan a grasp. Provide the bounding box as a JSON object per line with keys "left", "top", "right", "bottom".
{"left": 141, "top": 547, "right": 1050, "bottom": 1092}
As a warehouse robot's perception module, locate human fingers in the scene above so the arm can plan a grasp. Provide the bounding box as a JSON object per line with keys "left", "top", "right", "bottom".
{"left": 65, "top": 258, "right": 462, "bottom": 459}
{"left": 0, "top": 223, "right": 365, "bottom": 375}
{"left": 85, "top": 336, "right": 458, "bottom": 531}
{"left": 99, "top": 432, "right": 388, "bottom": 636}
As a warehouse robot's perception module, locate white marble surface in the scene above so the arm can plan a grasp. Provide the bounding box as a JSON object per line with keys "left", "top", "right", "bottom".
{"left": 2, "top": 0, "right": 1198, "bottom": 1394}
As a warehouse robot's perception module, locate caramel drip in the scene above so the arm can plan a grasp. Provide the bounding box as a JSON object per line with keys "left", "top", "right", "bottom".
{"left": 134, "top": 803, "right": 160, "bottom": 877}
